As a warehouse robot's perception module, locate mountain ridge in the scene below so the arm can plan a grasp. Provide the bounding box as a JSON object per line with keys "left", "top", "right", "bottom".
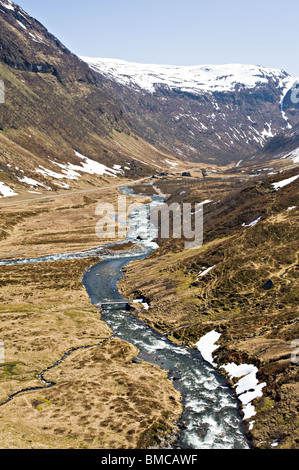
{"left": 83, "top": 56, "right": 299, "bottom": 164}
{"left": 82, "top": 56, "right": 297, "bottom": 96}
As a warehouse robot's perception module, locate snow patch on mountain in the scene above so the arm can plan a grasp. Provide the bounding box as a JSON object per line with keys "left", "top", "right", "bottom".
{"left": 0, "top": 0, "right": 15, "bottom": 11}
{"left": 72, "top": 151, "right": 121, "bottom": 177}
{"left": 17, "top": 175, "right": 50, "bottom": 190}
{"left": 283, "top": 147, "right": 299, "bottom": 163}
{"left": 34, "top": 152, "right": 122, "bottom": 184}
{"left": 272, "top": 174, "right": 299, "bottom": 190}
{"left": 82, "top": 57, "right": 295, "bottom": 96}
{"left": 0, "top": 182, "right": 18, "bottom": 197}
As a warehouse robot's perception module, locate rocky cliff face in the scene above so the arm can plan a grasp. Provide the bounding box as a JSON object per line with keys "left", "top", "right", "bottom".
{"left": 83, "top": 57, "right": 299, "bottom": 164}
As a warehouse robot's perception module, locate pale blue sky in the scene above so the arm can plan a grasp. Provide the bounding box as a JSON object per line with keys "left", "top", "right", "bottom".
{"left": 16, "top": 0, "right": 299, "bottom": 76}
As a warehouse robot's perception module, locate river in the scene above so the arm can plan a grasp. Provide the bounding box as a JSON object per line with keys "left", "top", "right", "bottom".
{"left": 0, "top": 185, "right": 249, "bottom": 449}
{"left": 83, "top": 186, "right": 249, "bottom": 449}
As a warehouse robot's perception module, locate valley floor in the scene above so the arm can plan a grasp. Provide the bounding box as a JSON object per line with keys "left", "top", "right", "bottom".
{"left": 0, "top": 165, "right": 298, "bottom": 449}
{"left": 0, "top": 178, "right": 151, "bottom": 260}
{"left": 0, "top": 257, "right": 182, "bottom": 449}
{"left": 0, "top": 185, "right": 182, "bottom": 449}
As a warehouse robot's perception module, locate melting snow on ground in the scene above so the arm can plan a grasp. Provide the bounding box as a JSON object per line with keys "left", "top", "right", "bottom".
{"left": 133, "top": 299, "right": 150, "bottom": 310}
{"left": 242, "top": 216, "right": 261, "bottom": 227}
{"left": 0, "top": 182, "right": 18, "bottom": 198}
{"left": 195, "top": 331, "right": 267, "bottom": 422}
{"left": 248, "top": 420, "right": 255, "bottom": 431}
{"left": 271, "top": 441, "right": 279, "bottom": 447}
{"left": 272, "top": 174, "right": 299, "bottom": 190}
{"left": 0, "top": 0, "right": 15, "bottom": 11}
{"left": 260, "top": 122, "right": 274, "bottom": 140}
{"left": 17, "top": 175, "right": 50, "bottom": 190}
{"left": 36, "top": 165, "right": 77, "bottom": 181}
{"left": 16, "top": 19, "right": 27, "bottom": 30}
{"left": 72, "top": 151, "right": 121, "bottom": 177}
{"left": 199, "top": 199, "right": 213, "bottom": 205}
{"left": 34, "top": 151, "right": 122, "bottom": 184}
{"left": 221, "top": 363, "right": 267, "bottom": 420}
{"left": 195, "top": 330, "right": 221, "bottom": 367}
{"left": 165, "top": 159, "right": 178, "bottom": 167}
{"left": 289, "top": 148, "right": 299, "bottom": 163}
{"left": 281, "top": 147, "right": 299, "bottom": 164}
{"left": 196, "top": 265, "right": 216, "bottom": 279}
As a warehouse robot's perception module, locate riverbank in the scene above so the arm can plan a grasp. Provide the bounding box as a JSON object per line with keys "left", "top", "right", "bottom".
{"left": 0, "top": 185, "right": 149, "bottom": 260}
{"left": 84, "top": 257, "right": 248, "bottom": 449}
{"left": 118, "top": 171, "right": 299, "bottom": 449}
{"left": 0, "top": 257, "right": 182, "bottom": 448}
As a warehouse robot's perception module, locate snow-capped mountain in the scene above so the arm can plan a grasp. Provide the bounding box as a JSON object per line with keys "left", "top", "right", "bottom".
{"left": 83, "top": 57, "right": 295, "bottom": 97}
{"left": 1, "top": 0, "right": 298, "bottom": 179}
{"left": 83, "top": 57, "right": 299, "bottom": 163}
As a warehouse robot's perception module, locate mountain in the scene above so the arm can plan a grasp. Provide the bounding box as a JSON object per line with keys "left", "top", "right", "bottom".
{"left": 0, "top": 0, "right": 298, "bottom": 199}
{"left": 83, "top": 57, "right": 299, "bottom": 164}
{"left": 0, "top": 1, "right": 175, "bottom": 198}
{"left": 254, "top": 121, "right": 299, "bottom": 163}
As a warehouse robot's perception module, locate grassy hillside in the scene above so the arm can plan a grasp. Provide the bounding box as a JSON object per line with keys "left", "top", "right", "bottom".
{"left": 120, "top": 168, "right": 299, "bottom": 449}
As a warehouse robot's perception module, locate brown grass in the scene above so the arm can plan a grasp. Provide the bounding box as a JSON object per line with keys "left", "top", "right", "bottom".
{"left": 0, "top": 256, "right": 182, "bottom": 449}
{"left": 0, "top": 338, "right": 181, "bottom": 449}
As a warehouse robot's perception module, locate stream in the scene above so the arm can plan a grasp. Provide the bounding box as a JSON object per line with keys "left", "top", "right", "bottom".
{"left": 83, "top": 187, "right": 249, "bottom": 449}
{"left": 0, "top": 185, "right": 249, "bottom": 449}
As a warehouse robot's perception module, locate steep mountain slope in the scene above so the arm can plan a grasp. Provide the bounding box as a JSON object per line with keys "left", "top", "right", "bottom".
{"left": 254, "top": 121, "right": 299, "bottom": 164}
{"left": 0, "top": 1, "right": 176, "bottom": 198}
{"left": 83, "top": 57, "right": 299, "bottom": 164}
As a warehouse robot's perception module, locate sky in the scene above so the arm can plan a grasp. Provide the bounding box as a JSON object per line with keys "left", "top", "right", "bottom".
{"left": 16, "top": 0, "right": 299, "bottom": 77}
